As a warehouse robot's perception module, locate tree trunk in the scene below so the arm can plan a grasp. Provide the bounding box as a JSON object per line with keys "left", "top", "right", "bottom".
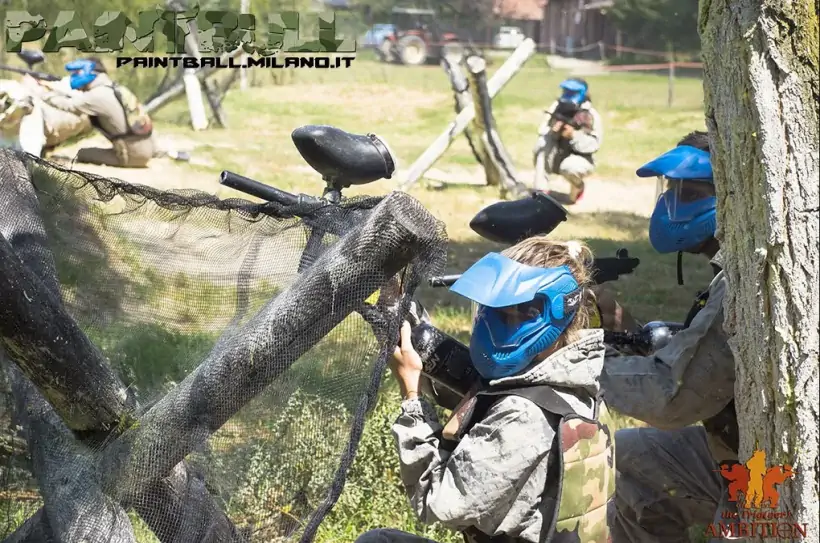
{"left": 700, "top": 1, "right": 819, "bottom": 541}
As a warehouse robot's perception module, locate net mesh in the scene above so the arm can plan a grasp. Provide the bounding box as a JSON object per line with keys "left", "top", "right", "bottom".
{"left": 0, "top": 149, "right": 447, "bottom": 543}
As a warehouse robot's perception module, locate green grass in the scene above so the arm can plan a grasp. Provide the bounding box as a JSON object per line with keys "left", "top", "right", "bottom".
{"left": 2, "top": 54, "right": 713, "bottom": 541}
{"left": 147, "top": 51, "right": 706, "bottom": 187}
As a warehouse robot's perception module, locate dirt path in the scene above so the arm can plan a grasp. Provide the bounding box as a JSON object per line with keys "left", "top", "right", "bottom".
{"left": 51, "top": 136, "right": 656, "bottom": 219}
{"left": 415, "top": 166, "right": 657, "bottom": 218}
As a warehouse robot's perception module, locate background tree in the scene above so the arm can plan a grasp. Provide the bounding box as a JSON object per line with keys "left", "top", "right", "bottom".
{"left": 699, "top": 0, "right": 819, "bottom": 539}
{"left": 609, "top": 0, "right": 701, "bottom": 54}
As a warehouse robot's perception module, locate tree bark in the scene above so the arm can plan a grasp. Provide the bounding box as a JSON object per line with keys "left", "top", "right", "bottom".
{"left": 700, "top": 1, "right": 819, "bottom": 540}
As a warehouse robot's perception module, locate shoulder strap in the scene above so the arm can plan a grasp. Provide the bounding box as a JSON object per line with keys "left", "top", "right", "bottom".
{"left": 479, "top": 385, "right": 576, "bottom": 418}
{"left": 683, "top": 261, "right": 723, "bottom": 328}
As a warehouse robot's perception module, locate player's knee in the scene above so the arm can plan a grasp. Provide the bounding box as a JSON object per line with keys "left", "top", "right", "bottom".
{"left": 559, "top": 156, "right": 593, "bottom": 178}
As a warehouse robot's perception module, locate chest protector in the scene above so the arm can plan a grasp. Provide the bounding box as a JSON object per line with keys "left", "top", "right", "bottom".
{"left": 446, "top": 385, "right": 615, "bottom": 543}
{"left": 684, "top": 264, "right": 739, "bottom": 459}
{"left": 90, "top": 83, "right": 153, "bottom": 141}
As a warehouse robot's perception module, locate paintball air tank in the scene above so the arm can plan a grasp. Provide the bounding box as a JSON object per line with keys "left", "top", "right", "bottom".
{"left": 412, "top": 323, "right": 477, "bottom": 399}
{"left": 407, "top": 302, "right": 477, "bottom": 404}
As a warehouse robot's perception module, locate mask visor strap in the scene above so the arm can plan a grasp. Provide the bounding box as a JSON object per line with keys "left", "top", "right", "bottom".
{"left": 677, "top": 251, "right": 684, "bottom": 286}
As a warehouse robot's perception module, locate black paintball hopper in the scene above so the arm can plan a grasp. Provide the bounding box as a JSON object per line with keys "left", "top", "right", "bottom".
{"left": 291, "top": 125, "right": 396, "bottom": 188}
{"left": 469, "top": 191, "right": 569, "bottom": 245}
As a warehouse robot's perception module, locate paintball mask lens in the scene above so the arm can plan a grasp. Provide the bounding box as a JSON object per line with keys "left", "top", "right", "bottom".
{"left": 479, "top": 297, "right": 547, "bottom": 349}
{"left": 655, "top": 177, "right": 665, "bottom": 202}
{"left": 560, "top": 89, "right": 582, "bottom": 105}
{"left": 664, "top": 179, "right": 716, "bottom": 221}
{"left": 471, "top": 301, "right": 480, "bottom": 322}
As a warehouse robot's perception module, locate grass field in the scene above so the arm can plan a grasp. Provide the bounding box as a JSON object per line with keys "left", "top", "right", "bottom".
{"left": 3, "top": 52, "right": 714, "bottom": 542}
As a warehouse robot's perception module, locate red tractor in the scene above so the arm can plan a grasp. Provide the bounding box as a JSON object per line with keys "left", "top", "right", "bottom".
{"left": 378, "top": 7, "right": 464, "bottom": 66}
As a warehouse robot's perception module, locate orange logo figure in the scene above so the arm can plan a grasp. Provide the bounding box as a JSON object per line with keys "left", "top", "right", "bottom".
{"left": 745, "top": 450, "right": 767, "bottom": 508}
{"left": 717, "top": 449, "right": 796, "bottom": 509}
{"left": 718, "top": 463, "right": 750, "bottom": 502}
{"left": 762, "top": 464, "right": 795, "bottom": 509}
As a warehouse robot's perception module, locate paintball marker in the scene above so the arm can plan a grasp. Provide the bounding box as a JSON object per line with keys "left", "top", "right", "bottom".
{"left": 604, "top": 321, "right": 686, "bottom": 354}
{"left": 546, "top": 100, "right": 584, "bottom": 130}
{"left": 427, "top": 191, "right": 641, "bottom": 287}
{"left": 0, "top": 49, "right": 60, "bottom": 82}
{"left": 219, "top": 124, "right": 396, "bottom": 272}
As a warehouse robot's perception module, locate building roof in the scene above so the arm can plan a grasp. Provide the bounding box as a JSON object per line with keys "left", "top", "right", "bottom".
{"left": 493, "top": 0, "right": 546, "bottom": 21}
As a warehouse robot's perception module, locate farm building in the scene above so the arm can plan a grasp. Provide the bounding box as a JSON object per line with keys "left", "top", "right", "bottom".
{"left": 493, "top": 0, "right": 620, "bottom": 53}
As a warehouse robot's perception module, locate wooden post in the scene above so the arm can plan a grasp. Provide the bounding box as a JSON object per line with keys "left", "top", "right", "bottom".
{"left": 464, "top": 53, "right": 526, "bottom": 198}
{"left": 399, "top": 38, "right": 536, "bottom": 191}
{"left": 615, "top": 29, "right": 622, "bottom": 58}
{"left": 441, "top": 54, "right": 483, "bottom": 166}
{"left": 465, "top": 56, "right": 500, "bottom": 188}
{"left": 182, "top": 69, "right": 209, "bottom": 130}
{"left": 533, "top": 147, "right": 548, "bottom": 192}
{"left": 144, "top": 48, "right": 244, "bottom": 114}
{"left": 667, "top": 44, "right": 675, "bottom": 108}
{"left": 598, "top": 40, "right": 605, "bottom": 61}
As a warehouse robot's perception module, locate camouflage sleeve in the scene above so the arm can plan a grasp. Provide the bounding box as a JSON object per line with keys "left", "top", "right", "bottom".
{"left": 568, "top": 106, "right": 603, "bottom": 155}
{"left": 42, "top": 88, "right": 104, "bottom": 117}
{"left": 600, "top": 274, "right": 736, "bottom": 428}
{"left": 393, "top": 395, "right": 554, "bottom": 534}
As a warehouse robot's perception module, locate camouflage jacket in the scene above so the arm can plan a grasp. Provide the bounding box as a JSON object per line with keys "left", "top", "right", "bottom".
{"left": 600, "top": 251, "right": 738, "bottom": 462}
{"left": 391, "top": 329, "right": 612, "bottom": 543}
{"left": 0, "top": 80, "right": 34, "bottom": 148}
{"left": 41, "top": 74, "right": 152, "bottom": 142}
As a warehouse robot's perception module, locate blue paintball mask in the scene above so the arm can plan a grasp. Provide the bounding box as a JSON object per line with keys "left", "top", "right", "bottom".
{"left": 65, "top": 59, "right": 98, "bottom": 90}
{"left": 450, "top": 253, "right": 581, "bottom": 380}
{"left": 558, "top": 78, "right": 588, "bottom": 106}
{"left": 639, "top": 145, "right": 716, "bottom": 254}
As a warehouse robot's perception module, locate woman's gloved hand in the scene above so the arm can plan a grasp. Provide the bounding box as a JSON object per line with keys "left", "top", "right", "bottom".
{"left": 590, "top": 285, "right": 640, "bottom": 332}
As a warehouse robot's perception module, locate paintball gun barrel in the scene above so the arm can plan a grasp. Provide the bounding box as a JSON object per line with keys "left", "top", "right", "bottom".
{"left": 219, "top": 170, "right": 320, "bottom": 207}
{"left": 0, "top": 49, "right": 60, "bottom": 82}
{"left": 0, "top": 65, "right": 60, "bottom": 82}
{"left": 429, "top": 250, "right": 639, "bottom": 287}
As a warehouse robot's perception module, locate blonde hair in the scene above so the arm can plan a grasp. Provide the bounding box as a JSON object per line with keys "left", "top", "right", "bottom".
{"left": 501, "top": 236, "right": 595, "bottom": 348}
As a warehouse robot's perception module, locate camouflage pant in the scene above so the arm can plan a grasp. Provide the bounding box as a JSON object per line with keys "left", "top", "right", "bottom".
{"left": 608, "top": 426, "right": 736, "bottom": 543}
{"left": 75, "top": 137, "right": 154, "bottom": 168}
{"left": 534, "top": 150, "right": 594, "bottom": 199}
{"left": 552, "top": 154, "right": 594, "bottom": 189}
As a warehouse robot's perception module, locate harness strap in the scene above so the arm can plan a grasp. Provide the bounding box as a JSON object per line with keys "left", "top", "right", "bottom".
{"left": 93, "top": 83, "right": 150, "bottom": 141}
{"left": 478, "top": 386, "right": 577, "bottom": 418}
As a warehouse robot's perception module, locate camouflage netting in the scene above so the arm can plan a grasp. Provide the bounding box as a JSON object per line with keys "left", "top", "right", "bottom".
{"left": 0, "top": 149, "right": 447, "bottom": 543}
